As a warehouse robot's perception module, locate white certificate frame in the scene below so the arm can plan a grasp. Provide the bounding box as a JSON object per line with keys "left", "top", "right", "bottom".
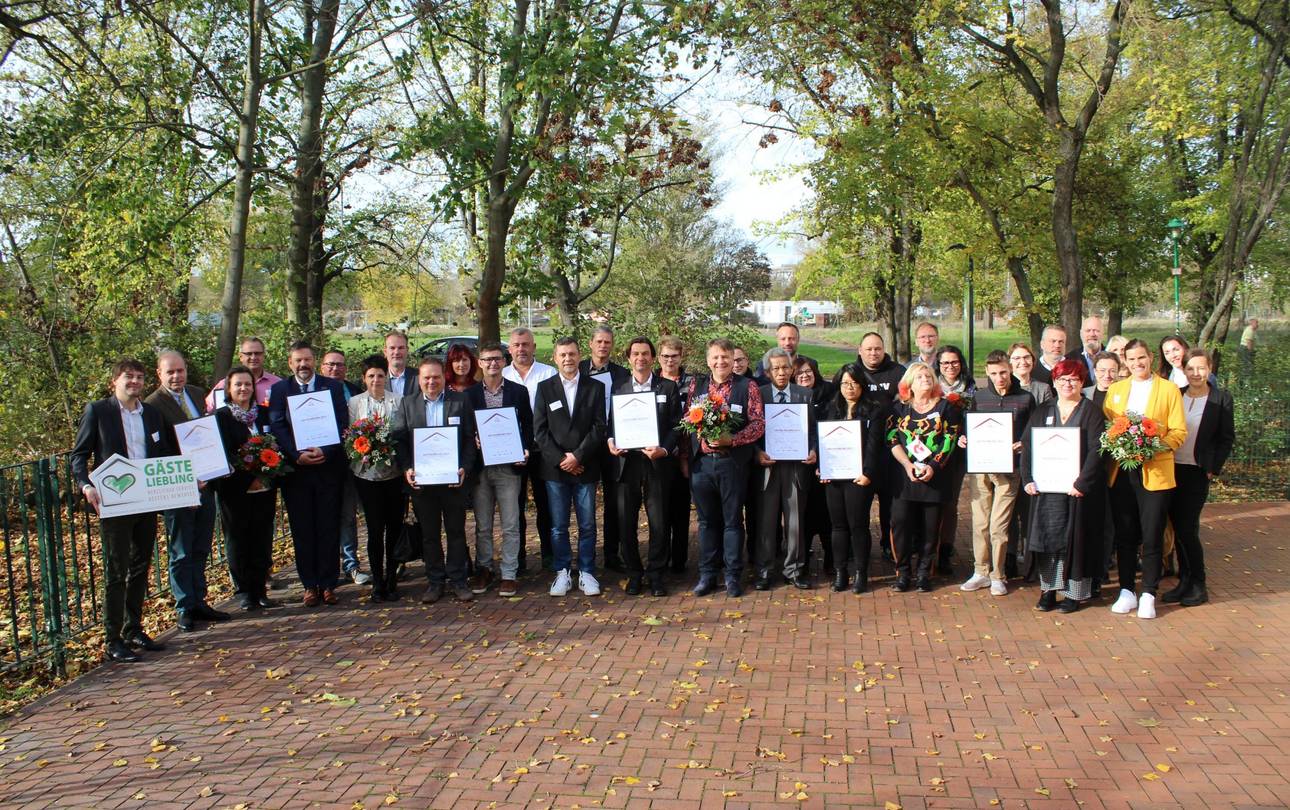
{"left": 965, "top": 412, "right": 1015, "bottom": 474}
{"left": 211, "top": 388, "right": 226, "bottom": 412}
{"left": 477, "top": 407, "right": 526, "bottom": 466}
{"left": 612, "top": 392, "right": 660, "bottom": 449}
{"left": 1031, "top": 426, "right": 1081, "bottom": 493}
{"left": 173, "top": 415, "right": 231, "bottom": 482}
{"left": 818, "top": 420, "right": 863, "bottom": 481}
{"left": 764, "top": 403, "right": 809, "bottom": 461}
{"left": 89, "top": 454, "right": 200, "bottom": 517}
{"left": 413, "top": 426, "right": 460, "bottom": 485}
{"left": 286, "top": 391, "right": 341, "bottom": 449}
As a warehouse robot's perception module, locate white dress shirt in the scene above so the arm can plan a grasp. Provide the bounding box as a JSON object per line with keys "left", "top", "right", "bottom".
{"left": 632, "top": 374, "right": 653, "bottom": 393}
{"left": 560, "top": 373, "right": 580, "bottom": 418}
{"left": 503, "top": 360, "right": 557, "bottom": 409}
{"left": 118, "top": 399, "right": 146, "bottom": 460}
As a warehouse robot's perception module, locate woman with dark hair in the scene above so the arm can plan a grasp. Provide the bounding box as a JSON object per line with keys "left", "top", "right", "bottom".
{"left": 886, "top": 362, "right": 964, "bottom": 592}
{"left": 1103, "top": 338, "right": 1187, "bottom": 619}
{"left": 1158, "top": 335, "right": 1189, "bottom": 387}
{"left": 794, "top": 357, "right": 835, "bottom": 418}
{"left": 794, "top": 356, "right": 835, "bottom": 575}
{"left": 1021, "top": 359, "right": 1106, "bottom": 612}
{"left": 1162, "top": 348, "right": 1234, "bottom": 607}
{"left": 445, "top": 343, "right": 480, "bottom": 392}
{"left": 213, "top": 365, "right": 278, "bottom": 611}
{"left": 933, "top": 345, "right": 974, "bottom": 575}
{"left": 1008, "top": 342, "right": 1052, "bottom": 404}
{"left": 819, "top": 363, "right": 886, "bottom": 593}
{"left": 348, "top": 354, "right": 406, "bottom": 601}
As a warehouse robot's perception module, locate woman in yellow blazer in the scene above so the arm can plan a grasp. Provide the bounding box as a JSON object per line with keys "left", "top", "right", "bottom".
{"left": 1102, "top": 338, "right": 1187, "bottom": 619}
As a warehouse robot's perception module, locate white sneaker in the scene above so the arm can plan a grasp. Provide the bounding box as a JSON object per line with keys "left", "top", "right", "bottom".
{"left": 549, "top": 569, "right": 572, "bottom": 597}
{"left": 960, "top": 573, "right": 990, "bottom": 592}
{"left": 351, "top": 569, "right": 372, "bottom": 586}
{"left": 989, "top": 579, "right": 1008, "bottom": 597}
{"left": 1110, "top": 589, "right": 1138, "bottom": 614}
{"left": 1137, "top": 593, "right": 1156, "bottom": 620}
{"left": 578, "top": 571, "right": 601, "bottom": 596}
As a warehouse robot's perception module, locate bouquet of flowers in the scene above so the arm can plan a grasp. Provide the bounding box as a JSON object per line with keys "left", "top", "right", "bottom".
{"left": 678, "top": 392, "right": 745, "bottom": 445}
{"left": 343, "top": 414, "right": 395, "bottom": 472}
{"left": 235, "top": 433, "right": 292, "bottom": 485}
{"left": 945, "top": 391, "right": 975, "bottom": 412}
{"left": 1100, "top": 411, "right": 1166, "bottom": 470}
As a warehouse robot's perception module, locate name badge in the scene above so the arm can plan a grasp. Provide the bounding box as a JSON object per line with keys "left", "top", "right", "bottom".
{"left": 1046, "top": 415, "right": 1054, "bottom": 425}
{"left": 656, "top": 394, "right": 668, "bottom": 403}
{"left": 731, "top": 404, "right": 744, "bottom": 414}
{"left": 549, "top": 401, "right": 563, "bottom": 411}
{"left": 448, "top": 416, "right": 460, "bottom": 425}
{"left": 151, "top": 431, "right": 161, "bottom": 442}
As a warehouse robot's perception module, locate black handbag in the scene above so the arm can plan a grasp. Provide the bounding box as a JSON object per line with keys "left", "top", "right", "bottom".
{"left": 391, "top": 517, "right": 423, "bottom": 563}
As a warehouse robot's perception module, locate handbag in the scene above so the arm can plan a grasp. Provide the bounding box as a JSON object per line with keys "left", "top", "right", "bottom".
{"left": 391, "top": 516, "right": 423, "bottom": 563}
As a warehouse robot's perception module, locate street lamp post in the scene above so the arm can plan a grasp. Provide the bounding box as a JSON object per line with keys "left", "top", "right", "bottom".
{"left": 1167, "top": 218, "right": 1186, "bottom": 335}
{"left": 948, "top": 243, "right": 974, "bottom": 372}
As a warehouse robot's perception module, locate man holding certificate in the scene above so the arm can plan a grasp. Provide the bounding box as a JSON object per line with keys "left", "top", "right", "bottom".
{"left": 959, "top": 351, "right": 1034, "bottom": 597}
{"left": 393, "top": 357, "right": 478, "bottom": 604}
{"left": 269, "top": 341, "right": 350, "bottom": 607}
{"left": 579, "top": 326, "right": 631, "bottom": 572}
{"left": 754, "top": 348, "right": 818, "bottom": 591}
{"left": 607, "top": 337, "right": 682, "bottom": 597}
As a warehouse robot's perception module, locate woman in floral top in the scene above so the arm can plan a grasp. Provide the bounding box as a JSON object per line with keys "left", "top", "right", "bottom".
{"left": 886, "top": 362, "right": 964, "bottom": 593}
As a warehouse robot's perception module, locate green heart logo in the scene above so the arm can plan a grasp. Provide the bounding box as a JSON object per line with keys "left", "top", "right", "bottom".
{"left": 103, "top": 473, "right": 136, "bottom": 495}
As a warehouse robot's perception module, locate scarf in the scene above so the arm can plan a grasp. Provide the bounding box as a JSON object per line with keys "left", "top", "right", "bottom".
{"left": 228, "top": 400, "right": 258, "bottom": 428}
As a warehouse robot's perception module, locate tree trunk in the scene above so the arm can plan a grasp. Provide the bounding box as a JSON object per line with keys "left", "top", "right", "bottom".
{"left": 1107, "top": 305, "right": 1124, "bottom": 338}
{"left": 1053, "top": 132, "right": 1083, "bottom": 341}
{"left": 478, "top": 199, "right": 511, "bottom": 344}
{"left": 215, "top": 0, "right": 265, "bottom": 382}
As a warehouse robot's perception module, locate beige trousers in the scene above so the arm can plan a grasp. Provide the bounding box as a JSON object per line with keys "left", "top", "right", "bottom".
{"left": 969, "top": 473, "right": 1019, "bottom": 580}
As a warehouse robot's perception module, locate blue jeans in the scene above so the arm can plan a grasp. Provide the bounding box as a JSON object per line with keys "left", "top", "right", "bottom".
{"left": 163, "top": 487, "right": 217, "bottom": 612}
{"left": 690, "top": 454, "right": 748, "bottom": 583}
{"left": 545, "top": 480, "right": 597, "bottom": 574}
{"left": 339, "top": 476, "right": 359, "bottom": 573}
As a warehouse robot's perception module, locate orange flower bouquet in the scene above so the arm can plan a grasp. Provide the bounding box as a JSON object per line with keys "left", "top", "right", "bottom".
{"left": 1099, "top": 411, "right": 1165, "bottom": 470}
{"left": 343, "top": 414, "right": 395, "bottom": 472}
{"left": 677, "top": 391, "right": 745, "bottom": 445}
{"left": 235, "top": 433, "right": 293, "bottom": 486}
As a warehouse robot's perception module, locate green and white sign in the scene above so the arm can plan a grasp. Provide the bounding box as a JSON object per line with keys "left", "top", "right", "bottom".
{"left": 88, "top": 454, "right": 200, "bottom": 517}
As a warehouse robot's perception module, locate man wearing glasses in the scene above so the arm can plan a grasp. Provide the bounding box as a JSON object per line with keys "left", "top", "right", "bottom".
{"left": 206, "top": 337, "right": 282, "bottom": 411}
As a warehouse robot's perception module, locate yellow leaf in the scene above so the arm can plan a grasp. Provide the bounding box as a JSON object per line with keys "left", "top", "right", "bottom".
{"left": 384, "top": 795, "right": 399, "bottom": 805}
{"left": 198, "top": 786, "right": 213, "bottom": 797}
{"left": 35, "top": 760, "right": 48, "bottom": 768}
{"left": 886, "top": 802, "right": 903, "bottom": 810}
{"left": 722, "top": 790, "right": 738, "bottom": 797}
{"left": 1035, "top": 787, "right": 1050, "bottom": 796}
{"left": 513, "top": 767, "right": 528, "bottom": 775}
{"left": 1143, "top": 772, "right": 1161, "bottom": 781}
{"left": 1155, "top": 763, "right": 1171, "bottom": 773}
{"left": 112, "top": 758, "right": 127, "bottom": 767}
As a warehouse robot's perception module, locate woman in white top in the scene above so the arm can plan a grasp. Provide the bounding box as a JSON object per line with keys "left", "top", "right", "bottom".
{"left": 347, "top": 355, "right": 406, "bottom": 601}
{"left": 1157, "top": 336, "right": 1190, "bottom": 387}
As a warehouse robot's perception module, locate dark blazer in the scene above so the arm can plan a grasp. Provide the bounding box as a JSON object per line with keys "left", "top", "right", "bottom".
{"left": 1180, "top": 383, "right": 1235, "bottom": 476}
{"left": 533, "top": 373, "right": 607, "bottom": 483}
{"left": 386, "top": 367, "right": 418, "bottom": 398}
{"left": 392, "top": 389, "right": 479, "bottom": 481}
{"left": 267, "top": 375, "right": 349, "bottom": 466}
{"left": 579, "top": 359, "right": 630, "bottom": 385}
{"left": 71, "top": 397, "right": 176, "bottom": 490}
{"left": 465, "top": 379, "right": 535, "bottom": 456}
{"left": 212, "top": 405, "right": 276, "bottom": 498}
{"left": 144, "top": 383, "right": 209, "bottom": 428}
{"left": 758, "top": 382, "right": 818, "bottom": 490}
{"left": 608, "top": 375, "right": 682, "bottom": 480}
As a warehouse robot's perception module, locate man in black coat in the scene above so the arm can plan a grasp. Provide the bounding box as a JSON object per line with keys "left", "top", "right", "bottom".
{"left": 607, "top": 337, "right": 682, "bottom": 597}
{"left": 579, "top": 325, "right": 631, "bottom": 572}
{"left": 393, "top": 356, "right": 479, "bottom": 604}
{"left": 268, "top": 340, "right": 350, "bottom": 607}
{"left": 534, "top": 337, "right": 608, "bottom": 597}
{"left": 855, "top": 332, "right": 905, "bottom": 560}
{"left": 755, "top": 348, "right": 818, "bottom": 590}
{"left": 71, "top": 358, "right": 178, "bottom": 662}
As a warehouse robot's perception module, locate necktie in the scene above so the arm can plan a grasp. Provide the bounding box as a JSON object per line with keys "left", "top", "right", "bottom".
{"left": 777, "top": 391, "right": 787, "bottom": 404}
{"left": 177, "top": 393, "right": 198, "bottom": 420}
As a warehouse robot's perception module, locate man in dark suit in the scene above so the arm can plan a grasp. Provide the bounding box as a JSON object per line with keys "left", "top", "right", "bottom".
{"left": 534, "top": 337, "right": 607, "bottom": 597}
{"left": 1032, "top": 324, "right": 1068, "bottom": 386}
{"left": 465, "top": 343, "right": 533, "bottom": 597}
{"left": 319, "top": 348, "right": 371, "bottom": 588}
{"left": 71, "top": 358, "right": 178, "bottom": 662}
{"left": 753, "top": 322, "right": 821, "bottom": 380}
{"left": 607, "top": 337, "right": 681, "bottom": 597}
{"left": 656, "top": 336, "right": 694, "bottom": 572}
{"left": 144, "top": 350, "right": 227, "bottom": 632}
{"left": 393, "top": 356, "right": 478, "bottom": 604}
{"left": 268, "top": 340, "right": 349, "bottom": 607}
{"left": 383, "top": 331, "right": 417, "bottom": 398}
{"left": 755, "top": 348, "right": 818, "bottom": 590}
{"left": 579, "top": 326, "right": 630, "bottom": 572}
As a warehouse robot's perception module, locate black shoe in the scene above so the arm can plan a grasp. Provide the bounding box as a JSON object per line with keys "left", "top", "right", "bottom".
{"left": 452, "top": 583, "right": 475, "bottom": 602}
{"left": 421, "top": 583, "right": 445, "bottom": 604}
{"left": 692, "top": 578, "right": 718, "bottom": 597}
{"left": 1091, "top": 581, "right": 1103, "bottom": 600}
{"left": 1035, "top": 590, "right": 1057, "bottom": 612}
{"left": 1180, "top": 583, "right": 1209, "bottom": 607}
{"left": 754, "top": 574, "right": 772, "bottom": 591}
{"left": 892, "top": 577, "right": 912, "bottom": 592}
{"left": 669, "top": 562, "right": 686, "bottom": 574}
{"left": 177, "top": 610, "right": 197, "bottom": 632}
{"left": 935, "top": 558, "right": 954, "bottom": 577}
{"left": 832, "top": 571, "right": 849, "bottom": 592}
{"left": 915, "top": 578, "right": 933, "bottom": 593}
{"left": 1058, "top": 598, "right": 1081, "bottom": 613}
{"left": 106, "top": 640, "right": 140, "bottom": 662}
{"left": 1160, "top": 579, "right": 1190, "bottom": 604}
{"left": 257, "top": 595, "right": 279, "bottom": 609}
{"left": 852, "top": 576, "right": 868, "bottom": 595}
{"left": 195, "top": 603, "right": 232, "bottom": 622}
{"left": 625, "top": 577, "right": 643, "bottom": 596}
{"left": 239, "top": 595, "right": 258, "bottom": 611}
{"left": 369, "top": 589, "right": 385, "bottom": 603}
{"left": 726, "top": 579, "right": 744, "bottom": 597}
{"left": 650, "top": 579, "right": 668, "bottom": 597}
{"left": 790, "top": 574, "right": 813, "bottom": 590}
{"left": 126, "top": 631, "right": 165, "bottom": 651}
{"left": 604, "top": 556, "right": 626, "bottom": 573}
{"left": 268, "top": 576, "right": 287, "bottom": 591}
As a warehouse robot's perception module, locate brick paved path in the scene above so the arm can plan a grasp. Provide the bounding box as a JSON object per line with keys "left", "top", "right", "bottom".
{"left": 2, "top": 501, "right": 1289, "bottom": 809}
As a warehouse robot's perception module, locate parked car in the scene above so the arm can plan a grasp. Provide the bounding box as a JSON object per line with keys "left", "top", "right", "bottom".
{"left": 414, "top": 335, "right": 512, "bottom": 364}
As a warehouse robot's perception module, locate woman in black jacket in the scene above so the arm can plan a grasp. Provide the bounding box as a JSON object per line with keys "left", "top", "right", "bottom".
{"left": 1163, "top": 348, "right": 1235, "bottom": 607}
{"left": 212, "top": 365, "right": 279, "bottom": 611}
{"left": 818, "top": 363, "right": 887, "bottom": 593}
{"left": 794, "top": 357, "right": 835, "bottom": 576}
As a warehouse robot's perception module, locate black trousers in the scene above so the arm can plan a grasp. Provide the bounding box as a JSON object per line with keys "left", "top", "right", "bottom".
{"left": 804, "top": 477, "right": 833, "bottom": 570}
{"left": 617, "top": 455, "right": 672, "bottom": 578}
{"left": 354, "top": 476, "right": 407, "bottom": 587}
{"left": 410, "top": 486, "right": 469, "bottom": 586}
{"left": 937, "top": 461, "right": 967, "bottom": 562}
{"left": 826, "top": 480, "right": 873, "bottom": 582}
{"left": 219, "top": 490, "right": 276, "bottom": 599}
{"left": 893, "top": 499, "right": 941, "bottom": 581}
{"left": 100, "top": 512, "right": 156, "bottom": 644}
{"left": 666, "top": 471, "right": 691, "bottom": 569}
{"left": 280, "top": 464, "right": 343, "bottom": 590}
{"left": 1111, "top": 469, "right": 1173, "bottom": 596}
{"left": 517, "top": 469, "right": 553, "bottom": 568}
{"left": 1168, "top": 464, "right": 1210, "bottom": 585}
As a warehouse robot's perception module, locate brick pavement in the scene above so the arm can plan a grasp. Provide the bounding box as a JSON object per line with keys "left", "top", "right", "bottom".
{"left": 1, "top": 501, "right": 1289, "bottom": 809}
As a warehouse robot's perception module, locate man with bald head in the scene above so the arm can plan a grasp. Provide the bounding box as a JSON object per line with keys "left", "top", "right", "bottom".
{"left": 1072, "top": 316, "right": 1103, "bottom": 378}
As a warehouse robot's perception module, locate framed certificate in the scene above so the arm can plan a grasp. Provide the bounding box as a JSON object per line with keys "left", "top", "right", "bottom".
{"left": 1031, "top": 427, "right": 1080, "bottom": 493}
{"left": 764, "top": 403, "right": 809, "bottom": 461}
{"left": 477, "top": 407, "right": 525, "bottom": 466}
{"left": 818, "top": 420, "right": 863, "bottom": 481}
{"left": 413, "top": 426, "right": 460, "bottom": 485}
{"left": 173, "top": 415, "right": 231, "bottom": 482}
{"left": 966, "top": 412, "right": 1014, "bottom": 474}
{"left": 286, "top": 391, "right": 341, "bottom": 448}
{"left": 612, "top": 393, "right": 660, "bottom": 449}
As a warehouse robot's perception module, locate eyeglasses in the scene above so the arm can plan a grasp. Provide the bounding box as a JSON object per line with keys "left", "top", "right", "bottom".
{"left": 240, "top": 351, "right": 265, "bottom": 357}
{"left": 1009, "top": 355, "right": 1032, "bottom": 363}
{"left": 839, "top": 380, "right": 861, "bottom": 388}
{"left": 1054, "top": 377, "right": 1081, "bottom": 386}
{"left": 660, "top": 353, "right": 681, "bottom": 360}
{"left": 479, "top": 356, "right": 504, "bottom": 364}
{"left": 939, "top": 360, "right": 961, "bottom": 368}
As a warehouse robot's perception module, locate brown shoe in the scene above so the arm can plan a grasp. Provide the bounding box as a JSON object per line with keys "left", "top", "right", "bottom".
{"left": 421, "top": 583, "right": 445, "bottom": 604}
{"left": 469, "top": 569, "right": 494, "bottom": 594}
{"left": 321, "top": 588, "right": 339, "bottom": 606}
{"left": 498, "top": 579, "right": 518, "bottom": 597}
{"left": 302, "top": 588, "right": 321, "bottom": 607}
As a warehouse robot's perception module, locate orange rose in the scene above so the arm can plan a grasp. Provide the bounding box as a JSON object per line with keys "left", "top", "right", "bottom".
{"left": 687, "top": 406, "right": 705, "bottom": 425}
{"left": 353, "top": 435, "right": 371, "bottom": 454}
{"left": 260, "top": 448, "right": 281, "bottom": 466}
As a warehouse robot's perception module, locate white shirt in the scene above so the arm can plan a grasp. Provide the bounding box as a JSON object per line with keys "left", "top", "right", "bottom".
{"left": 503, "top": 360, "right": 557, "bottom": 409}
{"left": 560, "top": 373, "right": 580, "bottom": 418}
{"left": 1175, "top": 392, "right": 1208, "bottom": 466}
{"left": 295, "top": 373, "right": 315, "bottom": 393}
{"left": 632, "top": 374, "right": 653, "bottom": 393}
{"left": 1169, "top": 366, "right": 1188, "bottom": 387}
{"left": 770, "top": 385, "right": 790, "bottom": 404}
{"left": 1127, "top": 376, "right": 1154, "bottom": 415}
{"left": 118, "top": 399, "right": 146, "bottom": 460}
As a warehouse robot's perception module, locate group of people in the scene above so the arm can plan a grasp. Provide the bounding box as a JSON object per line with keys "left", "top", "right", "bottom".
{"left": 69, "top": 318, "right": 1234, "bottom": 663}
